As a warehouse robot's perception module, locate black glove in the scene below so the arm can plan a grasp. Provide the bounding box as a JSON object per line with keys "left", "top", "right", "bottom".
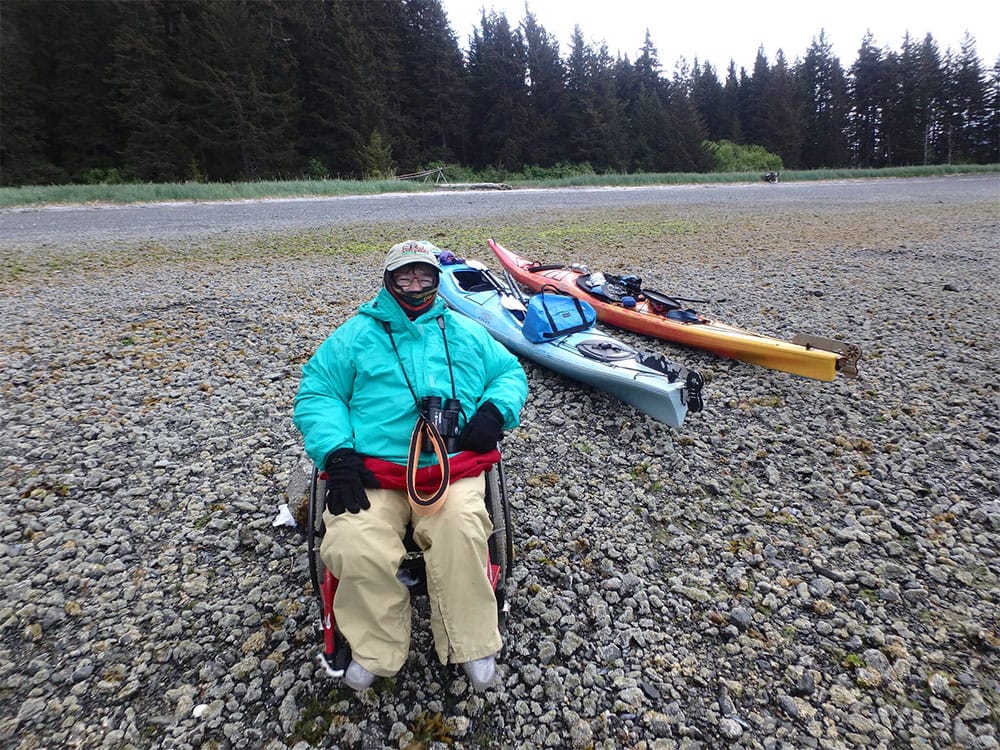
{"left": 457, "top": 402, "right": 505, "bottom": 453}
{"left": 323, "top": 448, "right": 375, "bottom": 516}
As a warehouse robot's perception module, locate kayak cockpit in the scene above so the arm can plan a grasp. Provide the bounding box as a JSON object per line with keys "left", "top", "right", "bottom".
{"left": 451, "top": 268, "right": 496, "bottom": 294}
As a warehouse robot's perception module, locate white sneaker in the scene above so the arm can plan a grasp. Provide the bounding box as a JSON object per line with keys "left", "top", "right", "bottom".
{"left": 343, "top": 660, "right": 377, "bottom": 691}
{"left": 462, "top": 654, "right": 497, "bottom": 691}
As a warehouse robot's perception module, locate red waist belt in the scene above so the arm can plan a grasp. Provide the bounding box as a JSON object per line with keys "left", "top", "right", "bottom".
{"left": 363, "top": 449, "right": 500, "bottom": 493}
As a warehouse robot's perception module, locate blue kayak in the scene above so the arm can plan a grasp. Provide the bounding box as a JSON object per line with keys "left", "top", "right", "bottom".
{"left": 427, "top": 245, "right": 704, "bottom": 427}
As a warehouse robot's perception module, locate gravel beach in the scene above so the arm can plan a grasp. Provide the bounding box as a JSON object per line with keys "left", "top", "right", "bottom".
{"left": 1, "top": 178, "right": 998, "bottom": 749}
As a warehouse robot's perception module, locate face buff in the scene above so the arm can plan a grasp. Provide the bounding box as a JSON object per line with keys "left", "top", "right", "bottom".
{"left": 385, "top": 264, "right": 440, "bottom": 318}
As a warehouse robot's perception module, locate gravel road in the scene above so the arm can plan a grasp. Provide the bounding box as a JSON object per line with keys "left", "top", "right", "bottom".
{"left": 2, "top": 175, "right": 997, "bottom": 249}
{"left": 1, "top": 176, "right": 998, "bottom": 749}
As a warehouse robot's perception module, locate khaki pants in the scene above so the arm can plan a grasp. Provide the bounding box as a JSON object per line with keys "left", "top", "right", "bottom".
{"left": 320, "top": 473, "right": 502, "bottom": 676}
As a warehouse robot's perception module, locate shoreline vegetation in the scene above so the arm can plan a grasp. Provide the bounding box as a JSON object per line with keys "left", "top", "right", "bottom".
{"left": 1, "top": 163, "right": 997, "bottom": 209}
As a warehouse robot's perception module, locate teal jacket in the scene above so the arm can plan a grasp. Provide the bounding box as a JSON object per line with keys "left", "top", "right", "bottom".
{"left": 293, "top": 288, "right": 528, "bottom": 467}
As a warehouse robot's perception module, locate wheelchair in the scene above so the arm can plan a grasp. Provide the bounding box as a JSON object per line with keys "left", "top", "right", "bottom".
{"left": 305, "top": 461, "right": 513, "bottom": 678}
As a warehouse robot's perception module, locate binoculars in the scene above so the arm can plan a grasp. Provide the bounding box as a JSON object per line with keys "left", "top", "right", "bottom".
{"left": 422, "top": 396, "right": 461, "bottom": 453}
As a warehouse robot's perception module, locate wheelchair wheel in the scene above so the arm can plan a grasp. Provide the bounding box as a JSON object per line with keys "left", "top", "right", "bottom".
{"left": 485, "top": 463, "right": 513, "bottom": 583}
{"left": 484, "top": 463, "right": 513, "bottom": 630}
{"left": 306, "top": 468, "right": 326, "bottom": 603}
{"left": 497, "top": 461, "right": 513, "bottom": 582}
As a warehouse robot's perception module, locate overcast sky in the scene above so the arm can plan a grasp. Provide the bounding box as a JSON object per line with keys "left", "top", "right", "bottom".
{"left": 439, "top": 0, "right": 999, "bottom": 75}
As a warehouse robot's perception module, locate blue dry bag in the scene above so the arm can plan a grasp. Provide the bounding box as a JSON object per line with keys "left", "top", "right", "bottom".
{"left": 522, "top": 289, "right": 597, "bottom": 343}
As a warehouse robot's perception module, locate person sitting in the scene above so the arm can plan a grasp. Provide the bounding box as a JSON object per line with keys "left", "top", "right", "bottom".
{"left": 293, "top": 240, "right": 528, "bottom": 692}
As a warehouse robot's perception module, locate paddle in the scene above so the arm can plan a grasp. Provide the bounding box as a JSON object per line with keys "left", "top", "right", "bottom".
{"left": 502, "top": 269, "right": 528, "bottom": 306}
{"left": 464, "top": 259, "right": 527, "bottom": 313}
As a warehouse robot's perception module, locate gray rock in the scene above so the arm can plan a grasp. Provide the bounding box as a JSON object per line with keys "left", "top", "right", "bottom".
{"left": 719, "top": 717, "right": 744, "bottom": 740}
{"left": 776, "top": 694, "right": 799, "bottom": 718}
{"left": 789, "top": 671, "right": 816, "bottom": 697}
{"left": 958, "top": 691, "right": 992, "bottom": 721}
{"left": 729, "top": 607, "right": 753, "bottom": 631}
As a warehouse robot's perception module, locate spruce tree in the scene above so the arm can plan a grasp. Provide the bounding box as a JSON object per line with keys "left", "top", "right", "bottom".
{"left": 173, "top": 0, "right": 301, "bottom": 180}
{"left": 11, "top": 1, "right": 124, "bottom": 182}
{"left": 988, "top": 57, "right": 1000, "bottom": 163}
{"left": 109, "top": 1, "right": 193, "bottom": 182}
{"left": 563, "top": 27, "right": 600, "bottom": 167}
{"left": 691, "top": 61, "right": 729, "bottom": 142}
{"left": 625, "top": 31, "right": 670, "bottom": 171}
{"left": 588, "top": 44, "right": 627, "bottom": 172}
{"left": 0, "top": 1, "right": 64, "bottom": 184}
{"left": 763, "top": 50, "right": 804, "bottom": 169}
{"left": 886, "top": 33, "right": 947, "bottom": 165}
{"left": 881, "top": 43, "right": 911, "bottom": 165}
{"left": 798, "top": 30, "right": 850, "bottom": 167}
{"left": 944, "top": 33, "right": 990, "bottom": 163}
{"left": 916, "top": 34, "right": 948, "bottom": 164}
{"left": 848, "top": 32, "right": 888, "bottom": 167}
{"left": 285, "top": 1, "right": 384, "bottom": 179}
{"left": 663, "top": 67, "right": 711, "bottom": 172}
{"left": 523, "top": 11, "right": 568, "bottom": 167}
{"left": 397, "top": 0, "right": 468, "bottom": 168}
{"left": 721, "top": 61, "right": 744, "bottom": 143}
{"left": 466, "top": 11, "right": 530, "bottom": 171}
{"left": 739, "top": 47, "right": 772, "bottom": 148}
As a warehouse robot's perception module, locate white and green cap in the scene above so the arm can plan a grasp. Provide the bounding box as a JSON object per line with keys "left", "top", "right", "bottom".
{"left": 384, "top": 241, "right": 441, "bottom": 273}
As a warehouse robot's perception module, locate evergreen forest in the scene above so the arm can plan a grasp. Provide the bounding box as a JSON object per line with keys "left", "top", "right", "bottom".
{"left": 1, "top": 0, "right": 997, "bottom": 187}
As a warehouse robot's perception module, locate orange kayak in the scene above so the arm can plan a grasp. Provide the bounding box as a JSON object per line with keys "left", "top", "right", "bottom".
{"left": 488, "top": 238, "right": 861, "bottom": 382}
